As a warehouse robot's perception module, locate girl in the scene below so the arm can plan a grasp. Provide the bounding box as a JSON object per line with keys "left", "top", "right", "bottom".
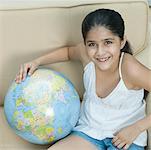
{"left": 15, "top": 9, "right": 151, "bottom": 150}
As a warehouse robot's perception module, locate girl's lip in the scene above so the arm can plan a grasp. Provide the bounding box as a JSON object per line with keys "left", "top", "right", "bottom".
{"left": 96, "top": 56, "right": 111, "bottom": 62}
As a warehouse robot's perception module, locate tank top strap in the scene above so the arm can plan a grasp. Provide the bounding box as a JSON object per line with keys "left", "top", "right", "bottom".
{"left": 83, "top": 61, "right": 96, "bottom": 92}
{"left": 119, "top": 52, "right": 124, "bottom": 79}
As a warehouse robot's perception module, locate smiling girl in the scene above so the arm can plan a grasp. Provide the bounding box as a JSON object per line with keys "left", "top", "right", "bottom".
{"left": 15, "top": 9, "right": 151, "bottom": 150}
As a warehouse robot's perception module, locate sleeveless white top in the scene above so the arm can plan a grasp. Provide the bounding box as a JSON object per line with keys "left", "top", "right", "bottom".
{"left": 74, "top": 52, "right": 147, "bottom": 146}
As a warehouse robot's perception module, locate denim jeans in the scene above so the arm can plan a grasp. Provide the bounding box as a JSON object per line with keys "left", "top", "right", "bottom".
{"left": 71, "top": 131, "right": 144, "bottom": 150}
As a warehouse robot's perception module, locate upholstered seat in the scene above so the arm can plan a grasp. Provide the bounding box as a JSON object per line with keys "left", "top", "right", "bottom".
{"left": 0, "top": 0, "right": 150, "bottom": 149}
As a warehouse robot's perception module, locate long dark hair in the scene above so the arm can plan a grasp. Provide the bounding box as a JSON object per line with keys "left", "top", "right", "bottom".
{"left": 82, "top": 8, "right": 132, "bottom": 55}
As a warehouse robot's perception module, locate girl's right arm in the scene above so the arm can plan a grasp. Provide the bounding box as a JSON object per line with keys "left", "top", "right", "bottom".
{"left": 15, "top": 44, "right": 86, "bottom": 83}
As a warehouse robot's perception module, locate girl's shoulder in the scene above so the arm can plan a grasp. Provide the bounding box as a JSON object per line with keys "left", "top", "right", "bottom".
{"left": 122, "top": 53, "right": 147, "bottom": 75}
{"left": 122, "top": 53, "right": 151, "bottom": 91}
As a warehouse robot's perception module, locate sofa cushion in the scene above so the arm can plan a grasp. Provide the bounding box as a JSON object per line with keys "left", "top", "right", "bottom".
{"left": 0, "top": 0, "right": 150, "bottom": 149}
{"left": 0, "top": 0, "right": 149, "bottom": 106}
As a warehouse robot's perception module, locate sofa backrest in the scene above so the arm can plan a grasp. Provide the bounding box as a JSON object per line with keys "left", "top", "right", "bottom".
{"left": 0, "top": 0, "right": 149, "bottom": 105}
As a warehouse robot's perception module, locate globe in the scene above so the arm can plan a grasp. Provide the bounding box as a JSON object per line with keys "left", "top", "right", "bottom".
{"left": 4, "top": 68, "right": 80, "bottom": 145}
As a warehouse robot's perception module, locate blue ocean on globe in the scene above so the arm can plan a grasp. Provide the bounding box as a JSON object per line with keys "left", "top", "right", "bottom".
{"left": 4, "top": 68, "right": 80, "bottom": 145}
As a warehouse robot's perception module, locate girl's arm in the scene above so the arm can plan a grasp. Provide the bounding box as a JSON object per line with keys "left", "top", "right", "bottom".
{"left": 126, "top": 53, "right": 151, "bottom": 129}
{"left": 134, "top": 114, "right": 151, "bottom": 132}
{"left": 15, "top": 43, "right": 87, "bottom": 83}
{"left": 33, "top": 46, "right": 78, "bottom": 66}
{"left": 123, "top": 53, "right": 151, "bottom": 129}
{"left": 34, "top": 47, "right": 70, "bottom": 66}
{"left": 112, "top": 53, "right": 151, "bottom": 149}
{"left": 34, "top": 42, "right": 87, "bottom": 66}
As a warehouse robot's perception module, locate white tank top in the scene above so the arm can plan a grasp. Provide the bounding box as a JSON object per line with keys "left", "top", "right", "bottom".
{"left": 74, "top": 52, "right": 147, "bottom": 146}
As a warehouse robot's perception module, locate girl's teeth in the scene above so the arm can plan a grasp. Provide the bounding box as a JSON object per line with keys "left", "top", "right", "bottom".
{"left": 98, "top": 57, "right": 110, "bottom": 62}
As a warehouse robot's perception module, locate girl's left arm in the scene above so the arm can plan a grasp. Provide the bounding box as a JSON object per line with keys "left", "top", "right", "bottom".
{"left": 134, "top": 113, "right": 151, "bottom": 132}
{"left": 112, "top": 54, "right": 151, "bottom": 149}
{"left": 125, "top": 54, "right": 151, "bottom": 129}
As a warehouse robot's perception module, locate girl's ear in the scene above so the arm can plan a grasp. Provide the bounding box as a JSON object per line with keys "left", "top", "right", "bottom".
{"left": 120, "top": 35, "right": 127, "bottom": 49}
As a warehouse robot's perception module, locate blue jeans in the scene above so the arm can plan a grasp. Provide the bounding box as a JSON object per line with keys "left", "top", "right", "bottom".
{"left": 71, "top": 131, "right": 144, "bottom": 150}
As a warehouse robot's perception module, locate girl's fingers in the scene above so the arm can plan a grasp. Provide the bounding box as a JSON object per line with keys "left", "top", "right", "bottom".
{"left": 113, "top": 139, "right": 122, "bottom": 146}
{"left": 117, "top": 142, "right": 126, "bottom": 149}
{"left": 23, "top": 64, "right": 30, "bottom": 81}
{"left": 19, "top": 65, "right": 23, "bottom": 83}
{"left": 112, "top": 136, "right": 118, "bottom": 143}
{"left": 28, "top": 63, "right": 37, "bottom": 75}
{"left": 15, "top": 64, "right": 26, "bottom": 83}
{"left": 15, "top": 62, "right": 38, "bottom": 83}
{"left": 28, "top": 67, "right": 35, "bottom": 76}
{"left": 112, "top": 137, "right": 128, "bottom": 150}
{"left": 15, "top": 74, "right": 20, "bottom": 83}
{"left": 123, "top": 144, "right": 130, "bottom": 150}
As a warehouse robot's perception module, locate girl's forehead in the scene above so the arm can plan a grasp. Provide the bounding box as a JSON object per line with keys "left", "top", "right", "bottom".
{"left": 86, "top": 26, "right": 118, "bottom": 41}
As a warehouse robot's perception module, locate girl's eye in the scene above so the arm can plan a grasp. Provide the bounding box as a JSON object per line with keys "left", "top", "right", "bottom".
{"left": 88, "top": 43, "right": 96, "bottom": 47}
{"left": 105, "top": 41, "right": 112, "bottom": 45}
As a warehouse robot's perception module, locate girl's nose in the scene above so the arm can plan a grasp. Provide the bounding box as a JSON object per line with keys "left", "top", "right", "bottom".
{"left": 96, "top": 45, "right": 106, "bottom": 57}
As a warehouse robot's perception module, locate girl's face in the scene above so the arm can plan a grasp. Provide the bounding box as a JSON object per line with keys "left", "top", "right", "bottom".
{"left": 85, "top": 26, "right": 126, "bottom": 72}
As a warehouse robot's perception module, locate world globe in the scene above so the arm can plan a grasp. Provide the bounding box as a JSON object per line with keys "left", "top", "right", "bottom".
{"left": 4, "top": 68, "right": 80, "bottom": 145}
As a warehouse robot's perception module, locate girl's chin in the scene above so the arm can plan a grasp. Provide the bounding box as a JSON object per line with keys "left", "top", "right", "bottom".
{"left": 97, "top": 65, "right": 111, "bottom": 71}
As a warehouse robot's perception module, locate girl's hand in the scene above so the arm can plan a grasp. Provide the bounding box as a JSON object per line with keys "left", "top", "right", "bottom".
{"left": 112, "top": 124, "right": 141, "bottom": 150}
{"left": 15, "top": 60, "right": 40, "bottom": 84}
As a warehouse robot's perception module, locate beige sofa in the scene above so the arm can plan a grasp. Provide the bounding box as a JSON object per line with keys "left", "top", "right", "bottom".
{"left": 0, "top": 0, "right": 151, "bottom": 149}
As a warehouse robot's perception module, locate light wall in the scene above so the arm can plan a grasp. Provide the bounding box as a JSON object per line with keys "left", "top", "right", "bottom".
{"left": 149, "top": 7, "right": 151, "bottom": 32}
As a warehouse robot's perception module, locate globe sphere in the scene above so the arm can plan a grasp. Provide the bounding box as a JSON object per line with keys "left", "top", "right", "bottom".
{"left": 4, "top": 68, "right": 80, "bottom": 145}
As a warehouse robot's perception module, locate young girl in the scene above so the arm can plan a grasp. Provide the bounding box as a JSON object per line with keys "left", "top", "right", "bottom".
{"left": 15, "top": 9, "right": 151, "bottom": 150}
